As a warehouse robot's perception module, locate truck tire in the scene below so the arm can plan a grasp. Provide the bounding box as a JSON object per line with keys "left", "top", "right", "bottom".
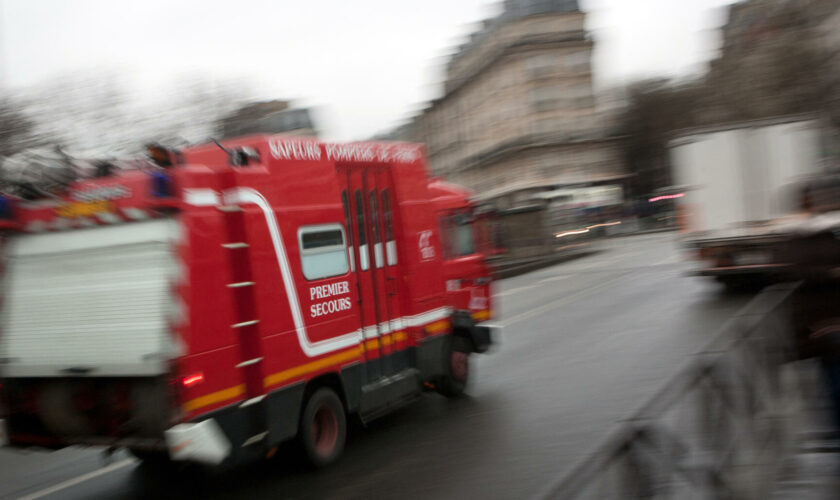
{"left": 718, "top": 275, "right": 766, "bottom": 293}
{"left": 129, "top": 449, "right": 171, "bottom": 467}
{"left": 437, "top": 336, "right": 471, "bottom": 398}
{"left": 299, "top": 388, "right": 346, "bottom": 467}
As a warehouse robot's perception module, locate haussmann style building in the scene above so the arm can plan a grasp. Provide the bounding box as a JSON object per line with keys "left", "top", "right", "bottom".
{"left": 409, "top": 0, "right": 626, "bottom": 256}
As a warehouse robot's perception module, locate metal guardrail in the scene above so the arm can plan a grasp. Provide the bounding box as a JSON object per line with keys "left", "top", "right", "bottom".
{"left": 539, "top": 282, "right": 808, "bottom": 499}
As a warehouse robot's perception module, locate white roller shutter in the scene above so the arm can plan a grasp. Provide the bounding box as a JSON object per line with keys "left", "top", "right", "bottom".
{"left": 0, "top": 219, "right": 182, "bottom": 377}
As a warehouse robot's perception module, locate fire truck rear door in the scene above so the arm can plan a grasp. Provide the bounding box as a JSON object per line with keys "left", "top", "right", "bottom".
{"left": 372, "top": 170, "right": 407, "bottom": 370}
{"left": 339, "top": 166, "right": 403, "bottom": 380}
{"left": 339, "top": 167, "right": 381, "bottom": 380}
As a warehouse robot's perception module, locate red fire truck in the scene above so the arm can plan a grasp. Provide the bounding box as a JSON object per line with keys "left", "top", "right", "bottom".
{"left": 0, "top": 136, "right": 496, "bottom": 467}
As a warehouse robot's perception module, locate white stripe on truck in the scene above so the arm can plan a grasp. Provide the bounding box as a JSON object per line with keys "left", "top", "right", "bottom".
{"left": 223, "top": 187, "right": 362, "bottom": 357}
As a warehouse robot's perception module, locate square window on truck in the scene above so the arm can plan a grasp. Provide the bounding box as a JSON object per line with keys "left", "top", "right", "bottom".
{"left": 298, "top": 224, "right": 349, "bottom": 280}
{"left": 439, "top": 213, "right": 477, "bottom": 258}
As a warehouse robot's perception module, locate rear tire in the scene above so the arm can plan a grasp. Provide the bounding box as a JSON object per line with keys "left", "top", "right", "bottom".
{"left": 129, "top": 449, "right": 171, "bottom": 467}
{"left": 437, "top": 336, "right": 471, "bottom": 398}
{"left": 717, "top": 275, "right": 766, "bottom": 293}
{"left": 299, "top": 388, "right": 346, "bottom": 467}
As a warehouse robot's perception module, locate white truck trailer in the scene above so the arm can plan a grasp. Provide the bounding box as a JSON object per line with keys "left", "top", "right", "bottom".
{"left": 669, "top": 116, "right": 830, "bottom": 289}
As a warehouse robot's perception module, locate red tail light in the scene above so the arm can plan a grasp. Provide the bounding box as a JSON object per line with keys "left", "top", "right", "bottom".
{"left": 182, "top": 373, "right": 204, "bottom": 387}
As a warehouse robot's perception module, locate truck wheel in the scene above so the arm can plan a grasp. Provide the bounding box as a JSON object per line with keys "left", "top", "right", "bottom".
{"left": 129, "top": 449, "right": 171, "bottom": 467}
{"left": 438, "top": 336, "right": 471, "bottom": 398}
{"left": 299, "top": 388, "right": 346, "bottom": 467}
{"left": 718, "top": 276, "right": 766, "bottom": 293}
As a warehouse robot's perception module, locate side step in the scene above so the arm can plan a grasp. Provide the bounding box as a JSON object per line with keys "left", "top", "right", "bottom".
{"left": 358, "top": 368, "right": 422, "bottom": 423}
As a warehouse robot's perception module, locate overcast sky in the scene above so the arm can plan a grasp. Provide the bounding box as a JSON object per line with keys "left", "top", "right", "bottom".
{"left": 0, "top": 0, "right": 736, "bottom": 140}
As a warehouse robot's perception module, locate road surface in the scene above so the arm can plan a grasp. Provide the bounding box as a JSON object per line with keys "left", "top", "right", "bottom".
{"left": 0, "top": 232, "right": 753, "bottom": 499}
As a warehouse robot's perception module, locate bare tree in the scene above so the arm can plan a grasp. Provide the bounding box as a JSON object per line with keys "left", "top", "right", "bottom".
{"left": 616, "top": 0, "right": 840, "bottom": 197}
{"left": 148, "top": 76, "right": 257, "bottom": 146}
{"left": 615, "top": 80, "right": 703, "bottom": 198}
{"left": 21, "top": 72, "right": 256, "bottom": 157}
{"left": 0, "top": 96, "right": 40, "bottom": 158}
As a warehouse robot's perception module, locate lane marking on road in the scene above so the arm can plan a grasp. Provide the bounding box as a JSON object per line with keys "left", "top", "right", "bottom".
{"left": 571, "top": 255, "right": 623, "bottom": 270}
{"left": 496, "top": 273, "right": 575, "bottom": 297}
{"left": 495, "top": 283, "right": 541, "bottom": 297}
{"left": 589, "top": 325, "right": 650, "bottom": 353}
{"left": 499, "top": 272, "right": 632, "bottom": 327}
{"left": 17, "top": 458, "right": 135, "bottom": 500}
{"left": 538, "top": 275, "right": 571, "bottom": 283}
{"left": 661, "top": 253, "right": 682, "bottom": 265}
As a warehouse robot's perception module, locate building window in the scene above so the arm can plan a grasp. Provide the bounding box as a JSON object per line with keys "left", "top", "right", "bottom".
{"left": 298, "top": 224, "right": 350, "bottom": 280}
{"left": 575, "top": 96, "right": 595, "bottom": 110}
{"left": 526, "top": 53, "right": 559, "bottom": 77}
{"left": 532, "top": 84, "right": 564, "bottom": 111}
{"left": 565, "top": 51, "right": 590, "bottom": 73}
{"left": 534, "top": 116, "right": 571, "bottom": 135}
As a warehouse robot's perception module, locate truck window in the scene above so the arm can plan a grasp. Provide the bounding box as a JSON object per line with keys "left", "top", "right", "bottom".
{"left": 341, "top": 190, "right": 355, "bottom": 271}
{"left": 439, "top": 214, "right": 476, "bottom": 258}
{"left": 298, "top": 224, "right": 349, "bottom": 280}
{"left": 354, "top": 191, "right": 366, "bottom": 246}
{"left": 369, "top": 190, "right": 383, "bottom": 268}
{"left": 439, "top": 216, "right": 454, "bottom": 259}
{"left": 354, "top": 190, "right": 369, "bottom": 270}
{"left": 381, "top": 189, "right": 397, "bottom": 265}
{"left": 454, "top": 216, "right": 475, "bottom": 256}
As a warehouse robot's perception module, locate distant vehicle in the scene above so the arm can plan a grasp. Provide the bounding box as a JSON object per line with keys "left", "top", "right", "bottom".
{"left": 0, "top": 136, "right": 497, "bottom": 467}
{"left": 537, "top": 185, "right": 624, "bottom": 240}
{"left": 669, "top": 116, "right": 830, "bottom": 289}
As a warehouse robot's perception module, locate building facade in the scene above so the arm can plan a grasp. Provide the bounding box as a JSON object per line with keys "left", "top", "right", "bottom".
{"left": 218, "top": 101, "right": 318, "bottom": 140}
{"left": 410, "top": 0, "right": 623, "bottom": 210}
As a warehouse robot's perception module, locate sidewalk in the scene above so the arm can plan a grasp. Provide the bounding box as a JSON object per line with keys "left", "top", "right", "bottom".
{"left": 771, "top": 446, "right": 838, "bottom": 498}
{"left": 490, "top": 227, "right": 676, "bottom": 279}
{"left": 607, "top": 226, "right": 677, "bottom": 238}
{"left": 772, "top": 403, "right": 840, "bottom": 499}
{"left": 490, "top": 247, "right": 597, "bottom": 279}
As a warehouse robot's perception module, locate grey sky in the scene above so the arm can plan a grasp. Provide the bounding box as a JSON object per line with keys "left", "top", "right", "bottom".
{"left": 1, "top": 0, "right": 736, "bottom": 140}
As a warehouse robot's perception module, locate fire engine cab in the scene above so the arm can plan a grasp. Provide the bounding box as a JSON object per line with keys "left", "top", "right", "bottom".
{"left": 0, "top": 135, "right": 496, "bottom": 467}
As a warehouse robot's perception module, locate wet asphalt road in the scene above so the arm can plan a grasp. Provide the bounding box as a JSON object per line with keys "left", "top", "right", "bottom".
{"left": 0, "top": 232, "right": 754, "bottom": 499}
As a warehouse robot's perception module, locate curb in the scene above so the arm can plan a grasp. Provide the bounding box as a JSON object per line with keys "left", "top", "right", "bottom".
{"left": 491, "top": 249, "right": 598, "bottom": 280}
{"left": 608, "top": 227, "right": 678, "bottom": 238}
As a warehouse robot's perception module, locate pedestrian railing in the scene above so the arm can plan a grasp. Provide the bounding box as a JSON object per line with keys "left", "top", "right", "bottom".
{"left": 539, "top": 282, "right": 808, "bottom": 499}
